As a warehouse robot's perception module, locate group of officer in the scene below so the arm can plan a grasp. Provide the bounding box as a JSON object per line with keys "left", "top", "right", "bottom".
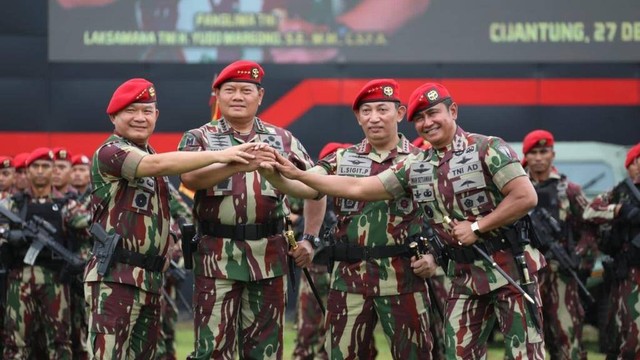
{"left": 1, "top": 57, "right": 639, "bottom": 360}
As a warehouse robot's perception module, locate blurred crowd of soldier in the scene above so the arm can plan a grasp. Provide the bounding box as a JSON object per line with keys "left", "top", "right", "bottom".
{"left": 0, "top": 59, "right": 639, "bottom": 360}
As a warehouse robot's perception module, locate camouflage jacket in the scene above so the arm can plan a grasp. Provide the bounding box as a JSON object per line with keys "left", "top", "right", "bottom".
{"left": 178, "top": 117, "right": 314, "bottom": 281}
{"left": 379, "top": 126, "right": 546, "bottom": 296}
{"left": 311, "top": 134, "right": 425, "bottom": 296}
{"left": 529, "top": 170, "right": 597, "bottom": 273}
{"left": 84, "top": 134, "right": 171, "bottom": 294}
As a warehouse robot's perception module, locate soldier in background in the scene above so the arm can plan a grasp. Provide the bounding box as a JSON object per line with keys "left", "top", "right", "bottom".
{"left": 0, "top": 156, "right": 15, "bottom": 196}
{"left": 52, "top": 147, "right": 78, "bottom": 198}
{"left": 70, "top": 154, "right": 92, "bottom": 200}
{"left": 583, "top": 142, "right": 640, "bottom": 359}
{"left": 1, "top": 147, "right": 91, "bottom": 359}
{"left": 263, "top": 79, "right": 435, "bottom": 359}
{"left": 84, "top": 77, "right": 262, "bottom": 359}
{"left": 522, "top": 129, "right": 596, "bottom": 360}
{"left": 179, "top": 60, "right": 325, "bottom": 359}
{"left": 12, "top": 152, "right": 31, "bottom": 194}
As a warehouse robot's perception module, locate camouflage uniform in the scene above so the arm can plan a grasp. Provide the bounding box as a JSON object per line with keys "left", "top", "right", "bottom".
{"left": 428, "top": 267, "right": 450, "bottom": 360}
{"left": 1, "top": 188, "right": 90, "bottom": 359}
{"left": 530, "top": 170, "right": 596, "bottom": 360}
{"left": 583, "top": 178, "right": 640, "bottom": 359}
{"left": 309, "top": 135, "right": 433, "bottom": 360}
{"left": 178, "top": 117, "right": 314, "bottom": 359}
{"left": 379, "top": 126, "right": 546, "bottom": 359}
{"left": 84, "top": 134, "right": 172, "bottom": 359}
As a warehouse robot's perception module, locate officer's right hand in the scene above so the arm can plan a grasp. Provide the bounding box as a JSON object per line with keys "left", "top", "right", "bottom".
{"left": 411, "top": 253, "right": 437, "bottom": 278}
{"left": 272, "top": 152, "right": 304, "bottom": 180}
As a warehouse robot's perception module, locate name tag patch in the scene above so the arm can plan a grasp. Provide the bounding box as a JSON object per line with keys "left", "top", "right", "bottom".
{"left": 338, "top": 153, "right": 372, "bottom": 176}
{"left": 410, "top": 161, "right": 434, "bottom": 186}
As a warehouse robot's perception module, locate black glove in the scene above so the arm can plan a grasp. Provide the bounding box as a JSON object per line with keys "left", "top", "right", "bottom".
{"left": 619, "top": 203, "right": 640, "bottom": 224}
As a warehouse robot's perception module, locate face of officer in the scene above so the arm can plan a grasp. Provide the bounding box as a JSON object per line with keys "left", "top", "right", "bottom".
{"left": 71, "top": 164, "right": 90, "bottom": 189}
{"left": 356, "top": 102, "right": 404, "bottom": 150}
{"left": 27, "top": 160, "right": 53, "bottom": 189}
{"left": 525, "top": 146, "right": 555, "bottom": 176}
{"left": 53, "top": 160, "right": 72, "bottom": 189}
{"left": 110, "top": 103, "right": 159, "bottom": 146}
{"left": 412, "top": 101, "right": 458, "bottom": 149}
{"left": 215, "top": 82, "right": 264, "bottom": 126}
{"left": 14, "top": 168, "right": 28, "bottom": 191}
{"left": 0, "top": 168, "right": 15, "bottom": 192}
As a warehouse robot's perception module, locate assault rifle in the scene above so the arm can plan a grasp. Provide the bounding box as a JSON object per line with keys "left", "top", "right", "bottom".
{"left": 0, "top": 205, "right": 85, "bottom": 270}
{"left": 529, "top": 208, "right": 595, "bottom": 304}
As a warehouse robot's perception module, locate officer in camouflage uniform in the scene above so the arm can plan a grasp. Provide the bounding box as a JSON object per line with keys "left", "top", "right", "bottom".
{"left": 84, "top": 78, "right": 261, "bottom": 359}
{"left": 178, "top": 60, "right": 325, "bottom": 359}
{"left": 522, "top": 129, "right": 597, "bottom": 360}
{"left": 267, "top": 82, "right": 546, "bottom": 359}
{"left": 583, "top": 143, "right": 640, "bottom": 360}
{"left": 1, "top": 147, "right": 91, "bottom": 359}
{"left": 263, "top": 79, "right": 435, "bottom": 359}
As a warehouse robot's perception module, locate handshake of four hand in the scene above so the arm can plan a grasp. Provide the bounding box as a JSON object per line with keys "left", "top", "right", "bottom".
{"left": 221, "top": 142, "right": 301, "bottom": 179}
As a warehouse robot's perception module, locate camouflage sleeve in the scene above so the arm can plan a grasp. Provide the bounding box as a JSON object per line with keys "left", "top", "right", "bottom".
{"left": 168, "top": 183, "right": 193, "bottom": 221}
{"left": 582, "top": 190, "right": 616, "bottom": 224}
{"left": 316, "top": 148, "right": 343, "bottom": 175}
{"left": 378, "top": 155, "right": 415, "bottom": 200}
{"left": 63, "top": 199, "right": 92, "bottom": 230}
{"left": 483, "top": 136, "right": 526, "bottom": 190}
{"left": 287, "top": 134, "right": 314, "bottom": 171}
{"left": 568, "top": 181, "right": 598, "bottom": 271}
{"left": 97, "top": 141, "right": 148, "bottom": 182}
{"left": 177, "top": 129, "right": 205, "bottom": 152}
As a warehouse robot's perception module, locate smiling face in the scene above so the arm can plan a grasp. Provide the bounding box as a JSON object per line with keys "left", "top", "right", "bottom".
{"left": 355, "top": 101, "right": 404, "bottom": 150}
{"left": 110, "top": 102, "right": 158, "bottom": 146}
{"left": 412, "top": 101, "right": 458, "bottom": 149}
{"left": 215, "top": 82, "right": 264, "bottom": 127}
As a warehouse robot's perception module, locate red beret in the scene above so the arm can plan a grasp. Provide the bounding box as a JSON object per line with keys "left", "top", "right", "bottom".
{"left": 0, "top": 156, "right": 13, "bottom": 169}
{"left": 71, "top": 154, "right": 91, "bottom": 166}
{"left": 107, "top": 78, "right": 157, "bottom": 115}
{"left": 13, "top": 152, "right": 30, "bottom": 170}
{"left": 26, "top": 147, "right": 54, "bottom": 167}
{"left": 212, "top": 60, "right": 264, "bottom": 89}
{"left": 318, "top": 142, "right": 351, "bottom": 159}
{"left": 52, "top": 147, "right": 73, "bottom": 162}
{"left": 411, "top": 137, "right": 432, "bottom": 150}
{"left": 407, "top": 83, "right": 452, "bottom": 122}
{"left": 625, "top": 143, "right": 640, "bottom": 168}
{"left": 352, "top": 79, "right": 401, "bottom": 110}
{"left": 522, "top": 130, "right": 555, "bottom": 155}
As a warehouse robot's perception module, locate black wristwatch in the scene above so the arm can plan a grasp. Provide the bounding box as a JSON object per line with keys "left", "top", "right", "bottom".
{"left": 301, "top": 233, "right": 321, "bottom": 249}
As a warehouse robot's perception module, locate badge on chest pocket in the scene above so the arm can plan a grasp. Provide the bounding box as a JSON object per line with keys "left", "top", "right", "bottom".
{"left": 206, "top": 133, "right": 233, "bottom": 151}
{"left": 259, "top": 134, "right": 285, "bottom": 154}
{"left": 338, "top": 153, "right": 372, "bottom": 176}
{"left": 130, "top": 177, "right": 155, "bottom": 212}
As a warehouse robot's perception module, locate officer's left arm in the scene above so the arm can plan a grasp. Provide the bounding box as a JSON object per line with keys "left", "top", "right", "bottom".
{"left": 569, "top": 183, "right": 598, "bottom": 273}
{"left": 289, "top": 198, "right": 326, "bottom": 268}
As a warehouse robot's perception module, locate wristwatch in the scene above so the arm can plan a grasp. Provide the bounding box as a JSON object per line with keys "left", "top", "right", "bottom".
{"left": 301, "top": 233, "right": 321, "bottom": 249}
{"left": 471, "top": 221, "right": 482, "bottom": 236}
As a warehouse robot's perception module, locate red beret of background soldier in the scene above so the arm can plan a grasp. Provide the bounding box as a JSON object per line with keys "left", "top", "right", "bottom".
{"left": 625, "top": 142, "right": 640, "bottom": 170}
{"left": 83, "top": 77, "right": 264, "bottom": 359}
{"left": 11, "top": 152, "right": 30, "bottom": 192}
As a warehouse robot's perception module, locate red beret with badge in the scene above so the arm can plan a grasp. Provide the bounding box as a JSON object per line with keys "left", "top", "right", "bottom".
{"left": 52, "top": 147, "right": 73, "bottom": 162}
{"left": 71, "top": 154, "right": 91, "bottom": 167}
{"left": 26, "top": 147, "right": 54, "bottom": 167}
{"left": 13, "top": 152, "right": 30, "bottom": 170}
{"left": 318, "top": 142, "right": 352, "bottom": 160}
{"left": 212, "top": 60, "right": 264, "bottom": 89}
{"left": 625, "top": 143, "right": 640, "bottom": 168}
{"left": 106, "top": 78, "right": 157, "bottom": 115}
{"left": 407, "top": 83, "right": 452, "bottom": 122}
{"left": 0, "top": 156, "right": 13, "bottom": 169}
{"left": 522, "top": 129, "right": 555, "bottom": 155}
{"left": 352, "top": 79, "right": 401, "bottom": 110}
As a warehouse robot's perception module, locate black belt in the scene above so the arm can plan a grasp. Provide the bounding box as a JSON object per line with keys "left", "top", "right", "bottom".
{"left": 447, "top": 236, "right": 511, "bottom": 264}
{"left": 115, "top": 247, "right": 165, "bottom": 273}
{"left": 199, "top": 221, "right": 283, "bottom": 241}
{"left": 331, "top": 243, "right": 410, "bottom": 262}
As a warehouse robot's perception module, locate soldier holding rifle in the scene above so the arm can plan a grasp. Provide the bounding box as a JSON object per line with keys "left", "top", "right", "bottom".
{"left": 264, "top": 82, "right": 546, "bottom": 359}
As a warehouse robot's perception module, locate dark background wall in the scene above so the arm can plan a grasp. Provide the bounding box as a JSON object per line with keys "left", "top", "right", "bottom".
{"left": 1, "top": 2, "right": 639, "bottom": 160}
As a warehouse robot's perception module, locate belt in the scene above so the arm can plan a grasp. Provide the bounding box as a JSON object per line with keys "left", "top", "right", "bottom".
{"left": 331, "top": 243, "right": 410, "bottom": 262}
{"left": 447, "top": 236, "right": 511, "bottom": 264}
{"left": 199, "top": 221, "right": 283, "bottom": 241}
{"left": 115, "top": 247, "right": 166, "bottom": 273}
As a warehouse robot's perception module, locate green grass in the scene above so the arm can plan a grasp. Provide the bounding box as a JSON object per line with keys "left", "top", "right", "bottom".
{"left": 174, "top": 320, "right": 606, "bottom": 359}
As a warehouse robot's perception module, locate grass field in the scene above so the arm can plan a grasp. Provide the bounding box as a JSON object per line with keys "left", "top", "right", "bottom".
{"left": 174, "top": 320, "right": 606, "bottom": 359}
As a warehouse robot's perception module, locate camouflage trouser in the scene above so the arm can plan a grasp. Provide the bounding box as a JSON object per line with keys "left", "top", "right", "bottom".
{"left": 539, "top": 265, "right": 586, "bottom": 360}
{"left": 613, "top": 273, "right": 640, "bottom": 359}
{"left": 69, "top": 277, "right": 88, "bottom": 360}
{"left": 325, "top": 289, "right": 433, "bottom": 360}
{"left": 292, "top": 263, "right": 331, "bottom": 360}
{"left": 3, "top": 267, "right": 72, "bottom": 359}
{"left": 429, "top": 272, "right": 451, "bottom": 360}
{"left": 445, "top": 273, "right": 545, "bottom": 360}
{"left": 85, "top": 281, "right": 161, "bottom": 360}
{"left": 157, "top": 282, "right": 178, "bottom": 360}
{"left": 190, "top": 275, "right": 287, "bottom": 360}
